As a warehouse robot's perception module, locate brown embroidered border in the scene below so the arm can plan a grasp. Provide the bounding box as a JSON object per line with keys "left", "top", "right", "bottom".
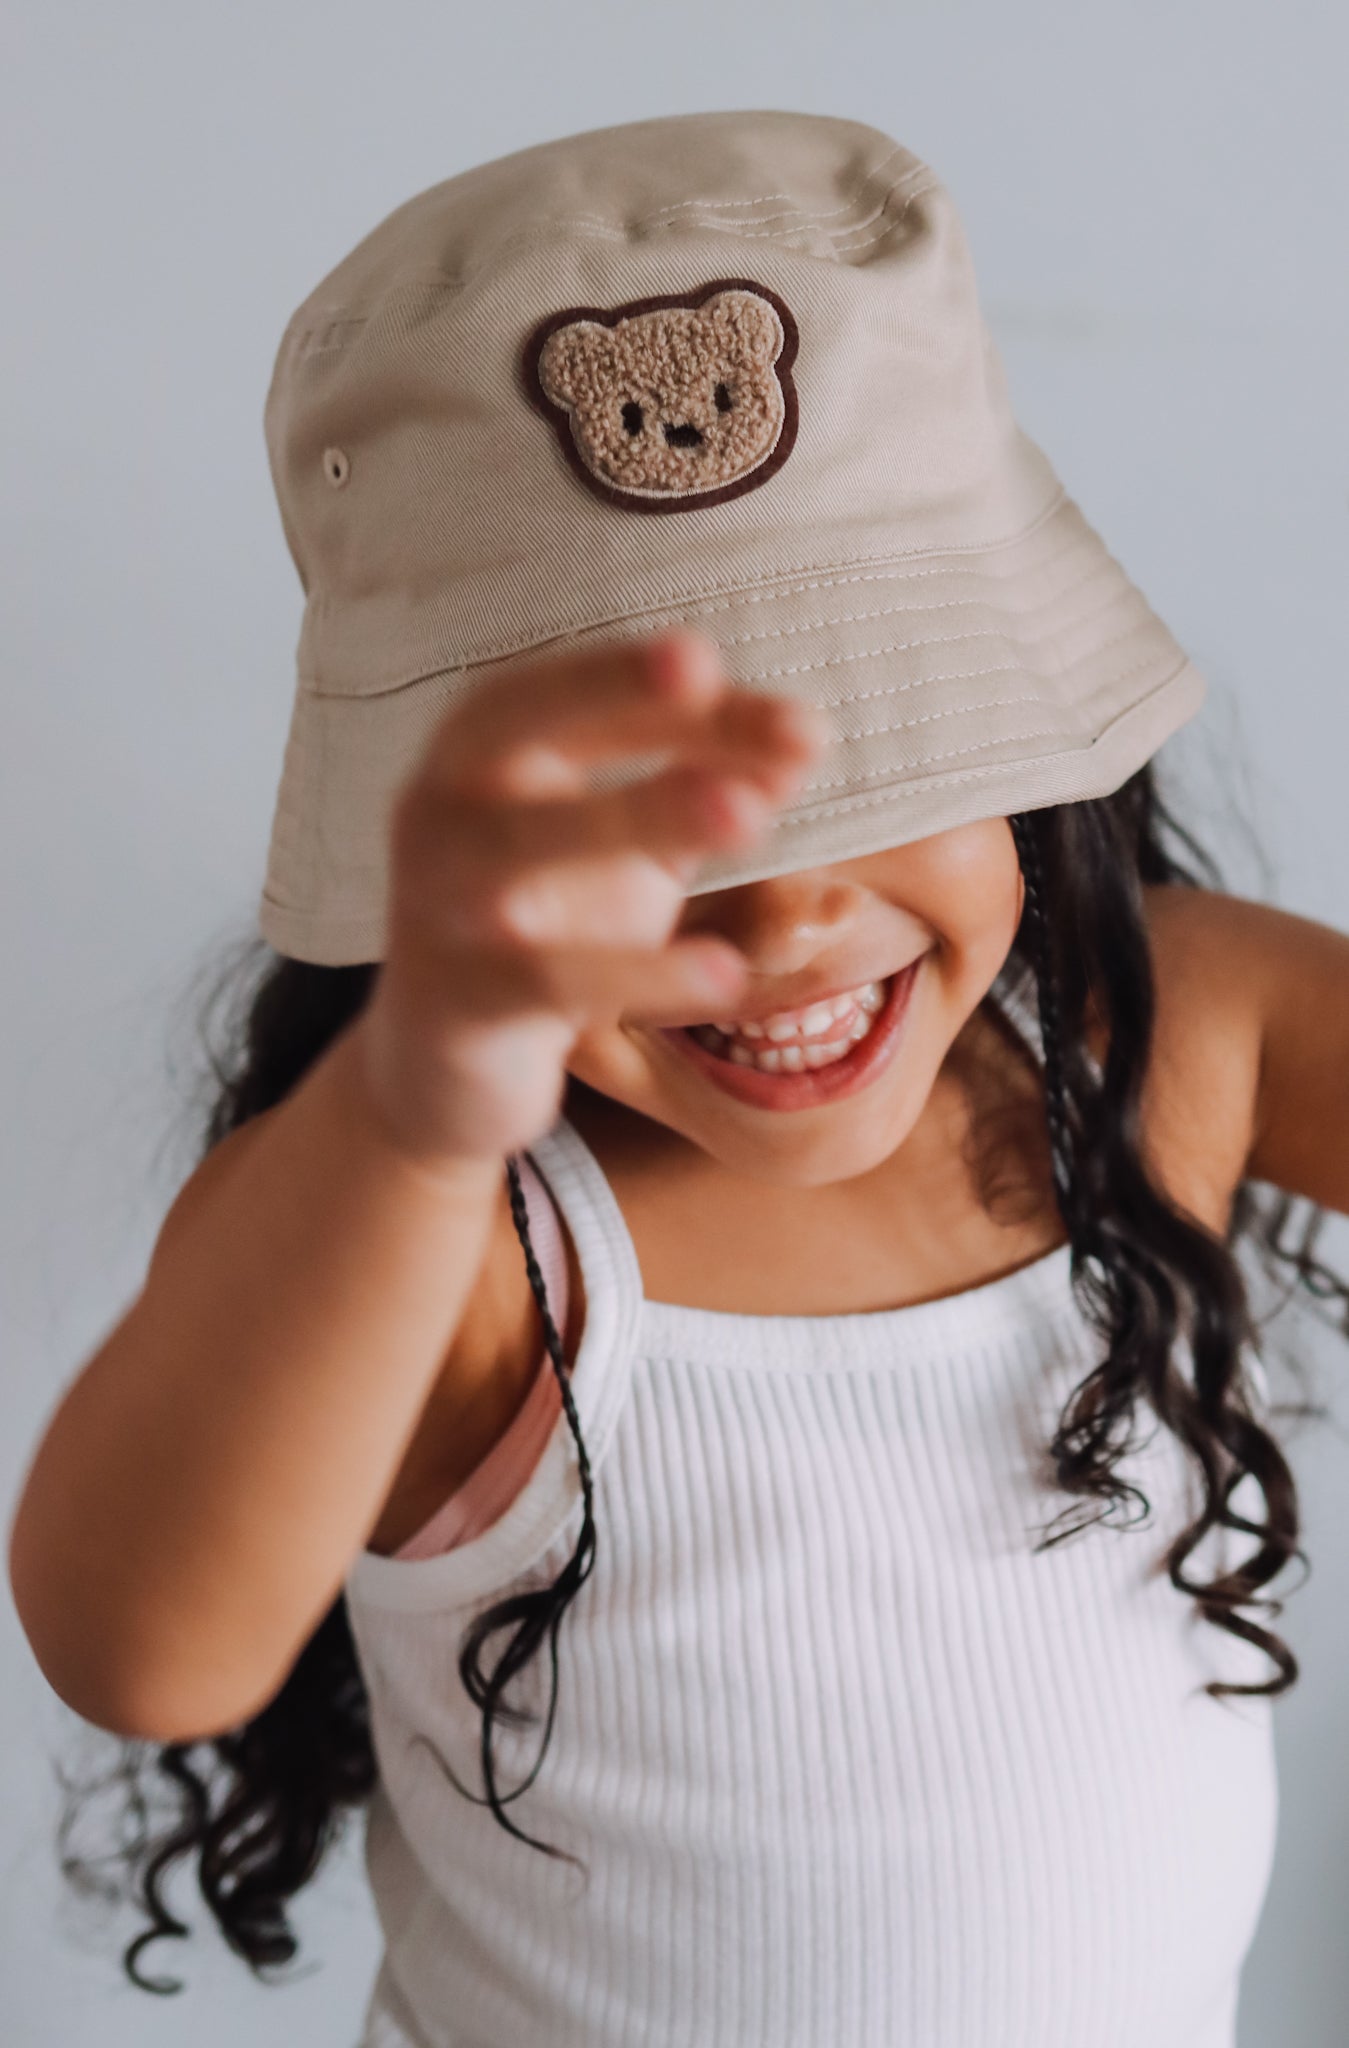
{"left": 519, "top": 276, "right": 800, "bottom": 516}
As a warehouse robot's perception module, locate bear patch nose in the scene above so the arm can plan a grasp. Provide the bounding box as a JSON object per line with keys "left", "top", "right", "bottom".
{"left": 663, "top": 421, "right": 704, "bottom": 448}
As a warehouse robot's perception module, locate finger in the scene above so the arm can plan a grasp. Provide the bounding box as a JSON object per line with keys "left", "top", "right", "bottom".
{"left": 428, "top": 629, "right": 830, "bottom": 800}
{"left": 436, "top": 934, "right": 750, "bottom": 1030}
{"left": 463, "top": 758, "right": 787, "bottom": 881}
{"left": 396, "top": 759, "right": 799, "bottom": 956}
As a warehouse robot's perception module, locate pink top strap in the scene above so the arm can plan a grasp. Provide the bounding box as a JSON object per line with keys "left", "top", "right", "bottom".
{"left": 393, "top": 1154, "right": 565, "bottom": 1559}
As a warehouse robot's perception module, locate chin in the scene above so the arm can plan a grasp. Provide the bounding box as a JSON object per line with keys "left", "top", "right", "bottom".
{"left": 575, "top": 1042, "right": 931, "bottom": 1192}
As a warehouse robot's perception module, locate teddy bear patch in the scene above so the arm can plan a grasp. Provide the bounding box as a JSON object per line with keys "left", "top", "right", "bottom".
{"left": 521, "top": 278, "right": 799, "bottom": 515}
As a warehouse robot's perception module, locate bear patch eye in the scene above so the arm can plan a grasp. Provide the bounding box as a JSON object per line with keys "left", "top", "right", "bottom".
{"left": 621, "top": 401, "right": 644, "bottom": 435}
{"left": 714, "top": 381, "right": 733, "bottom": 413}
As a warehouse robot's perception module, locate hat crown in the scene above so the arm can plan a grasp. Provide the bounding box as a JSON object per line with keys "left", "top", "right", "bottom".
{"left": 278, "top": 111, "right": 933, "bottom": 315}
{"left": 257, "top": 111, "right": 1202, "bottom": 967}
{"left": 264, "top": 109, "right": 1036, "bottom": 702}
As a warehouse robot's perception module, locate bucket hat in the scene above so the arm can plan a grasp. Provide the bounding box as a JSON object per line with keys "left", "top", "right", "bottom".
{"left": 258, "top": 108, "right": 1204, "bottom": 966}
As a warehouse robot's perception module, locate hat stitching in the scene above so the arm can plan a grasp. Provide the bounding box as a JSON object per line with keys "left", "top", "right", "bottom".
{"left": 759, "top": 612, "right": 1160, "bottom": 709}
{"left": 603, "top": 527, "right": 1089, "bottom": 636}
{"left": 737, "top": 607, "right": 1141, "bottom": 695}
{"left": 827, "top": 190, "right": 937, "bottom": 256}
{"left": 289, "top": 152, "right": 923, "bottom": 345}
{"left": 639, "top": 144, "right": 915, "bottom": 227}
{"left": 282, "top": 169, "right": 938, "bottom": 352}
{"left": 585, "top": 176, "right": 933, "bottom": 262}
{"left": 804, "top": 697, "right": 1082, "bottom": 767}
{"left": 695, "top": 183, "right": 938, "bottom": 256}
{"left": 263, "top": 668, "right": 1184, "bottom": 943}
{"left": 259, "top": 654, "right": 1194, "bottom": 943}
{"left": 716, "top": 545, "right": 1083, "bottom": 599}
{"left": 298, "top": 521, "right": 1111, "bottom": 700}
{"left": 804, "top": 727, "right": 1064, "bottom": 790}
{"left": 716, "top": 560, "right": 1127, "bottom": 652}
{"left": 632, "top": 163, "right": 931, "bottom": 251}
{"left": 804, "top": 724, "right": 1115, "bottom": 792}
{"left": 286, "top": 183, "right": 913, "bottom": 341}
{"left": 700, "top": 540, "right": 1089, "bottom": 602}
{"left": 792, "top": 648, "right": 1179, "bottom": 798}
{"left": 742, "top": 597, "right": 1153, "bottom": 692}
{"left": 808, "top": 731, "right": 1106, "bottom": 797}
{"left": 302, "top": 490, "right": 1073, "bottom": 674}
{"left": 789, "top": 660, "right": 1194, "bottom": 819}
{"left": 829, "top": 692, "right": 1044, "bottom": 744}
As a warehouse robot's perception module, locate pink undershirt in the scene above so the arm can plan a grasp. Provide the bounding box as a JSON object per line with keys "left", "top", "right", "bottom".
{"left": 393, "top": 1154, "right": 566, "bottom": 1560}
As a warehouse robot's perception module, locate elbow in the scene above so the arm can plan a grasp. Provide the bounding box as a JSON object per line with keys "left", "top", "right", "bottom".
{"left": 8, "top": 1509, "right": 276, "bottom": 1748}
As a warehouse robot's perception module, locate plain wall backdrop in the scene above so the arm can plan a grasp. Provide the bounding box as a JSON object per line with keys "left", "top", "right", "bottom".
{"left": 4, "top": 3, "right": 1347, "bottom": 2042}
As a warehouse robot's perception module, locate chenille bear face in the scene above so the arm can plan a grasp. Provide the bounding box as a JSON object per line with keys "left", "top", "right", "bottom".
{"left": 525, "top": 282, "right": 799, "bottom": 514}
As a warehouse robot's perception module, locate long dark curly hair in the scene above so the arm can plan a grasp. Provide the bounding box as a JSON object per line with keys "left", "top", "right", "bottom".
{"left": 54, "top": 763, "right": 1347, "bottom": 1995}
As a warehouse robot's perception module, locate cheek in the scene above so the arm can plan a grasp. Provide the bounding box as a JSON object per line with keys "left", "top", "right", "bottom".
{"left": 912, "top": 822, "right": 1023, "bottom": 945}
{"left": 898, "top": 832, "right": 1024, "bottom": 1028}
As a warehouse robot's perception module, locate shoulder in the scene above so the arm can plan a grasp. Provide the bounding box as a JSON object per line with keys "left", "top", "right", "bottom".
{"left": 147, "top": 1109, "right": 278, "bottom": 1277}
{"left": 1139, "top": 883, "right": 1271, "bottom": 1051}
{"left": 1120, "top": 884, "right": 1349, "bottom": 1223}
{"left": 1143, "top": 884, "right": 1349, "bottom": 1214}
{"left": 1110, "top": 885, "right": 1266, "bottom": 1233}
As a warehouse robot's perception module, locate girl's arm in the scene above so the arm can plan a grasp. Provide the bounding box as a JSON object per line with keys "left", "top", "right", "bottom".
{"left": 6, "top": 1020, "right": 506, "bottom": 1744}
{"left": 1155, "top": 888, "right": 1349, "bottom": 1216}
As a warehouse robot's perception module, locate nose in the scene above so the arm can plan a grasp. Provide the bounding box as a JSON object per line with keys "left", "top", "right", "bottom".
{"left": 663, "top": 421, "right": 704, "bottom": 448}
{"left": 688, "top": 876, "right": 869, "bottom": 979}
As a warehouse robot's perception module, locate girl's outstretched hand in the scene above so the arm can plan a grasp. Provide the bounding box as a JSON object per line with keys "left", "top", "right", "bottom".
{"left": 349, "top": 628, "right": 830, "bottom": 1170}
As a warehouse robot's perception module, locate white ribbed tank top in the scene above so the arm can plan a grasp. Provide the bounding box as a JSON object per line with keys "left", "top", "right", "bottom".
{"left": 343, "top": 965, "right": 1278, "bottom": 2048}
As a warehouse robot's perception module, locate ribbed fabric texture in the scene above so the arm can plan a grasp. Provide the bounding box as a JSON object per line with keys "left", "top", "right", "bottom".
{"left": 342, "top": 969, "right": 1279, "bottom": 2048}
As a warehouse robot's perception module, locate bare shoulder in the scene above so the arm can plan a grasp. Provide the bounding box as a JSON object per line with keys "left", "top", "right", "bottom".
{"left": 1091, "top": 885, "right": 1260, "bottom": 1234}
{"left": 147, "top": 1110, "right": 279, "bottom": 1278}
{"left": 1138, "top": 883, "right": 1349, "bottom": 1221}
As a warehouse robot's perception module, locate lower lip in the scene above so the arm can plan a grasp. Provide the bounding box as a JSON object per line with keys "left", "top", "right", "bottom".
{"left": 656, "top": 957, "right": 923, "bottom": 1111}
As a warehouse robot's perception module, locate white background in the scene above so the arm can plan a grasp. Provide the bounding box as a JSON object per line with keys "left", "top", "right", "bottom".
{"left": 4, "top": 3, "right": 1347, "bottom": 2041}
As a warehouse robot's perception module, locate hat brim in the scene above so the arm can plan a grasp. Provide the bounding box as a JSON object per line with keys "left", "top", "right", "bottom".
{"left": 259, "top": 488, "right": 1203, "bottom": 967}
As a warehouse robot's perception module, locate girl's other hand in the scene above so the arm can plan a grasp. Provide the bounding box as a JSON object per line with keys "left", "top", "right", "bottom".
{"left": 350, "top": 628, "right": 830, "bottom": 1171}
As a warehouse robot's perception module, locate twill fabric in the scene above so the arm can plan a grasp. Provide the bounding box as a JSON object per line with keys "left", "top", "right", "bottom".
{"left": 258, "top": 108, "right": 1204, "bottom": 965}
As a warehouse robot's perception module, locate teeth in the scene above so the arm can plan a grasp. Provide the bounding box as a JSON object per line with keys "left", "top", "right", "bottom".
{"left": 713, "top": 978, "right": 886, "bottom": 1045}
{"left": 692, "top": 985, "right": 886, "bottom": 1074}
{"left": 766, "top": 1001, "right": 836, "bottom": 1042}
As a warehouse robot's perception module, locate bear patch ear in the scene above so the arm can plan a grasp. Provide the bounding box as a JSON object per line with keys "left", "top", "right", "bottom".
{"left": 536, "top": 320, "right": 607, "bottom": 412}
{"left": 701, "top": 289, "right": 784, "bottom": 371}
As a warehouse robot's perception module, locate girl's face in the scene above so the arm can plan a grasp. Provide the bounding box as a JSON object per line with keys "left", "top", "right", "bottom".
{"left": 565, "top": 815, "right": 1025, "bottom": 1188}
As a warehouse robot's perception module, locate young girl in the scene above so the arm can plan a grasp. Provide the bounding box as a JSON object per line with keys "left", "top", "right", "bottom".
{"left": 12, "top": 109, "right": 1349, "bottom": 2047}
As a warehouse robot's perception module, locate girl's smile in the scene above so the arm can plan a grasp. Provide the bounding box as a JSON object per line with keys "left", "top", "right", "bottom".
{"left": 655, "top": 954, "right": 925, "bottom": 1111}
{"left": 563, "top": 817, "right": 1025, "bottom": 1188}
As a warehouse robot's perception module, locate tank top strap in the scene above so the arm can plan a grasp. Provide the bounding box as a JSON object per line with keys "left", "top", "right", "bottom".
{"left": 344, "top": 1117, "right": 644, "bottom": 1615}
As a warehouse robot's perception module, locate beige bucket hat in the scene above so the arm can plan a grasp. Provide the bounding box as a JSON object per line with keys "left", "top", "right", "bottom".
{"left": 258, "top": 108, "right": 1204, "bottom": 967}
